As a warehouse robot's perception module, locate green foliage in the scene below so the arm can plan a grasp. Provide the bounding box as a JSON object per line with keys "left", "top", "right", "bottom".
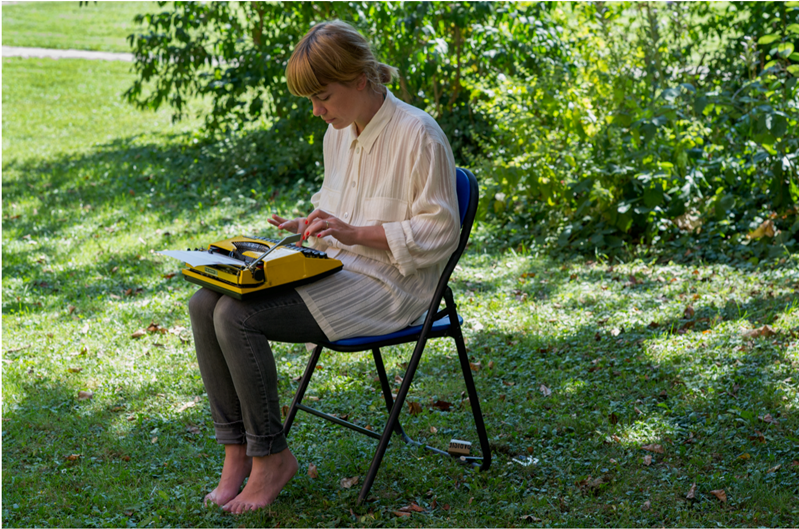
{"left": 476, "top": 2, "right": 799, "bottom": 262}
{"left": 124, "top": 1, "right": 569, "bottom": 163}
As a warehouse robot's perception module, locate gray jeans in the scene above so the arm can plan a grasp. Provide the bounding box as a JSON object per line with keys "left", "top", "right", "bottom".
{"left": 188, "top": 287, "right": 327, "bottom": 456}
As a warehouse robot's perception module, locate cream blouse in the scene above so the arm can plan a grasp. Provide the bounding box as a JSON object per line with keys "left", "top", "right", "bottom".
{"left": 295, "top": 89, "right": 460, "bottom": 342}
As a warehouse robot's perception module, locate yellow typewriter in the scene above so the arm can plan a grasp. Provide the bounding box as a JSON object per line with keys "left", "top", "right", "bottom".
{"left": 159, "top": 234, "right": 342, "bottom": 300}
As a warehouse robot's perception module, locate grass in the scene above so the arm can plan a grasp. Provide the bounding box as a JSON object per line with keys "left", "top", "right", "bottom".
{"left": 3, "top": 10, "right": 799, "bottom": 529}
{"left": 2, "top": 2, "right": 158, "bottom": 53}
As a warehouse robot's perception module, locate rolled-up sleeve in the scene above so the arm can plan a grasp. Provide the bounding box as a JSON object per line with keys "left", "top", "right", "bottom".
{"left": 382, "top": 140, "right": 459, "bottom": 277}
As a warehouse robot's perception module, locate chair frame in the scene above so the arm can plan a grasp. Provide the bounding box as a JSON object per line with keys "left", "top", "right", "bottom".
{"left": 283, "top": 168, "right": 490, "bottom": 504}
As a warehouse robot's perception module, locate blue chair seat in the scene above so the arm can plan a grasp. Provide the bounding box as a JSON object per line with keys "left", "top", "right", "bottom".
{"left": 329, "top": 315, "right": 463, "bottom": 347}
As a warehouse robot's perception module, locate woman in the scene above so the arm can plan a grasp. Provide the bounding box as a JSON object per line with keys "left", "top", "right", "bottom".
{"left": 189, "top": 20, "right": 460, "bottom": 513}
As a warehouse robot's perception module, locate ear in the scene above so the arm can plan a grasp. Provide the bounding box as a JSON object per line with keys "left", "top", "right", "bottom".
{"left": 355, "top": 73, "right": 368, "bottom": 91}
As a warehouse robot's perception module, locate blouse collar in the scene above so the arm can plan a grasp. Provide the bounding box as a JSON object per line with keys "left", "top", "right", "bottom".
{"left": 348, "top": 88, "right": 397, "bottom": 155}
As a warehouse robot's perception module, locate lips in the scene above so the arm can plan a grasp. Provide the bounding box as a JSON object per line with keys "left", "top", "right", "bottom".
{"left": 324, "top": 118, "right": 335, "bottom": 124}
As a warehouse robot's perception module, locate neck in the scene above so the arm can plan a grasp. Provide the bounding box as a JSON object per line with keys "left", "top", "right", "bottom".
{"left": 354, "top": 88, "right": 386, "bottom": 136}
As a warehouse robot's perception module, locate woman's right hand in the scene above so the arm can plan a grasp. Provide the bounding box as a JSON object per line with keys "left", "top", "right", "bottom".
{"left": 267, "top": 214, "right": 307, "bottom": 239}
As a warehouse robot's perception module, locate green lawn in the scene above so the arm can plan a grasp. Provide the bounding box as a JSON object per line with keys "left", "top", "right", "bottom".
{"left": 2, "top": 1, "right": 158, "bottom": 52}
{"left": 3, "top": 54, "right": 799, "bottom": 528}
{"left": 2, "top": 5, "right": 799, "bottom": 527}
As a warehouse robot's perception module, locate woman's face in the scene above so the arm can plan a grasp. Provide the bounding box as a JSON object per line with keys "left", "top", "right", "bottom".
{"left": 307, "top": 76, "right": 368, "bottom": 130}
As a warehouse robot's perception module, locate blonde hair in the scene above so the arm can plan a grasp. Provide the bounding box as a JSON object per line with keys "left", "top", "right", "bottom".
{"left": 286, "top": 20, "right": 398, "bottom": 97}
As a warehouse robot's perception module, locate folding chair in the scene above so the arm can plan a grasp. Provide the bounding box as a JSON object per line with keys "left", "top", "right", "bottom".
{"left": 283, "top": 167, "right": 490, "bottom": 504}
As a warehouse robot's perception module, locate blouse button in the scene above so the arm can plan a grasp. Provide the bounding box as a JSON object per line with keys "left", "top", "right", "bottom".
{"left": 344, "top": 212, "right": 349, "bottom": 219}
{"left": 351, "top": 182, "right": 356, "bottom": 188}
{"left": 356, "top": 146, "right": 361, "bottom": 154}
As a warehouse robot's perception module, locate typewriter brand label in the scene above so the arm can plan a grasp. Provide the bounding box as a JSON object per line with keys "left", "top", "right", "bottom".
{"left": 203, "top": 267, "right": 218, "bottom": 276}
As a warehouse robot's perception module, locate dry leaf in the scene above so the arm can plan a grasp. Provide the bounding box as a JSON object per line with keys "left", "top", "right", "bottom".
{"left": 162, "top": 272, "right": 176, "bottom": 279}
{"left": 502, "top": 380, "right": 515, "bottom": 386}
{"left": 442, "top": 504, "right": 451, "bottom": 511}
{"left": 642, "top": 500, "right": 651, "bottom": 511}
{"left": 308, "top": 463, "right": 319, "bottom": 479}
{"left": 430, "top": 426, "right": 438, "bottom": 434}
{"left": 684, "top": 305, "right": 695, "bottom": 319}
{"left": 131, "top": 329, "right": 146, "bottom": 339}
{"left": 709, "top": 489, "right": 726, "bottom": 503}
{"left": 539, "top": 384, "right": 552, "bottom": 397}
{"left": 146, "top": 322, "right": 167, "bottom": 334}
{"left": 641, "top": 443, "right": 664, "bottom": 454}
{"left": 121, "top": 455, "right": 131, "bottom": 461}
{"left": 767, "top": 464, "right": 781, "bottom": 473}
{"left": 759, "top": 413, "right": 777, "bottom": 424}
{"left": 744, "top": 325, "right": 777, "bottom": 339}
{"left": 78, "top": 390, "right": 93, "bottom": 401}
{"left": 431, "top": 400, "right": 452, "bottom": 412}
{"left": 634, "top": 406, "right": 643, "bottom": 415}
{"left": 644, "top": 455, "right": 652, "bottom": 466}
{"left": 281, "top": 405, "right": 289, "bottom": 417}
{"left": 151, "top": 437, "right": 158, "bottom": 443}
{"left": 399, "top": 503, "right": 424, "bottom": 513}
{"left": 67, "top": 367, "right": 82, "bottom": 373}
{"left": 187, "top": 426, "right": 200, "bottom": 434}
{"left": 68, "top": 305, "right": 76, "bottom": 315}
{"left": 65, "top": 454, "right": 81, "bottom": 461}
{"left": 469, "top": 362, "right": 482, "bottom": 371}
{"left": 392, "top": 511, "right": 411, "bottom": 518}
{"left": 340, "top": 476, "right": 359, "bottom": 489}
{"left": 686, "top": 482, "right": 697, "bottom": 499}
{"left": 176, "top": 401, "right": 196, "bottom": 413}
{"left": 408, "top": 401, "right": 423, "bottom": 415}
{"left": 80, "top": 323, "right": 89, "bottom": 334}
{"left": 748, "top": 219, "right": 776, "bottom": 239}
{"left": 488, "top": 360, "right": 495, "bottom": 369}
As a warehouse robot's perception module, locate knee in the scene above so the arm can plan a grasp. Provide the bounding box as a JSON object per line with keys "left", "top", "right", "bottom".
{"left": 188, "top": 288, "right": 221, "bottom": 322}
{"left": 212, "top": 295, "right": 246, "bottom": 336}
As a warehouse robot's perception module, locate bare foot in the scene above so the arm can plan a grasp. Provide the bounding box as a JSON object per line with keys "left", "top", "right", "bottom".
{"left": 204, "top": 444, "right": 253, "bottom": 508}
{"left": 222, "top": 448, "right": 298, "bottom": 514}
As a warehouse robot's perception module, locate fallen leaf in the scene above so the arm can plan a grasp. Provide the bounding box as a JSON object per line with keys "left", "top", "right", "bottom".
{"left": 121, "top": 455, "right": 131, "bottom": 461}
{"left": 539, "top": 384, "right": 552, "bottom": 397}
{"left": 281, "top": 405, "right": 289, "bottom": 417}
{"left": 737, "top": 452, "right": 751, "bottom": 461}
{"left": 408, "top": 401, "right": 423, "bottom": 415}
{"left": 392, "top": 511, "right": 411, "bottom": 518}
{"left": 131, "top": 329, "right": 146, "bottom": 339}
{"left": 151, "top": 437, "right": 158, "bottom": 443}
{"left": 642, "top": 500, "right": 651, "bottom": 511}
{"left": 759, "top": 413, "right": 777, "bottom": 424}
{"left": 68, "top": 367, "right": 83, "bottom": 373}
{"left": 109, "top": 293, "right": 121, "bottom": 300}
{"left": 684, "top": 305, "right": 695, "bottom": 319}
{"left": 502, "top": 380, "right": 515, "bottom": 386}
{"left": 748, "top": 219, "right": 776, "bottom": 239}
{"left": 442, "top": 504, "right": 451, "bottom": 511}
{"left": 744, "top": 325, "right": 777, "bottom": 339}
{"left": 65, "top": 454, "right": 81, "bottom": 461}
{"left": 162, "top": 273, "right": 176, "bottom": 279}
{"left": 186, "top": 426, "right": 200, "bottom": 434}
{"left": 340, "top": 476, "right": 359, "bottom": 489}
{"left": 308, "top": 463, "right": 319, "bottom": 478}
{"left": 686, "top": 482, "right": 697, "bottom": 499}
{"left": 641, "top": 444, "right": 664, "bottom": 454}
{"left": 709, "top": 489, "right": 726, "bottom": 503}
{"left": 488, "top": 360, "right": 494, "bottom": 369}
{"left": 767, "top": 464, "right": 781, "bottom": 473}
{"left": 431, "top": 400, "right": 452, "bottom": 412}
{"left": 168, "top": 325, "right": 187, "bottom": 335}
{"left": 399, "top": 503, "right": 424, "bottom": 513}
{"left": 430, "top": 426, "right": 438, "bottom": 434}
{"left": 80, "top": 323, "right": 90, "bottom": 334}
{"left": 146, "top": 322, "right": 167, "bottom": 334}
{"left": 469, "top": 362, "right": 482, "bottom": 371}
{"left": 176, "top": 401, "right": 196, "bottom": 413}
{"left": 68, "top": 305, "right": 76, "bottom": 314}
{"left": 609, "top": 412, "right": 619, "bottom": 425}
{"left": 749, "top": 431, "right": 766, "bottom": 443}
{"left": 634, "top": 406, "right": 643, "bottom": 415}
{"left": 644, "top": 455, "right": 652, "bottom": 466}
{"left": 78, "top": 390, "right": 93, "bottom": 401}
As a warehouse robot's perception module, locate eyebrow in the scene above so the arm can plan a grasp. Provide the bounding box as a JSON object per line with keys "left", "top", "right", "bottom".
{"left": 310, "top": 90, "right": 329, "bottom": 99}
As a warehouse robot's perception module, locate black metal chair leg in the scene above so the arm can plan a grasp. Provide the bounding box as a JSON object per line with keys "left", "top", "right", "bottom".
{"left": 445, "top": 289, "right": 491, "bottom": 471}
{"left": 283, "top": 344, "right": 324, "bottom": 438}
{"left": 357, "top": 336, "right": 430, "bottom": 504}
{"left": 371, "top": 348, "right": 410, "bottom": 439}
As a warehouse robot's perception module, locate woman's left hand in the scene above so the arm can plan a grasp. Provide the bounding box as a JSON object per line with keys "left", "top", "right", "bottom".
{"left": 304, "top": 210, "right": 360, "bottom": 246}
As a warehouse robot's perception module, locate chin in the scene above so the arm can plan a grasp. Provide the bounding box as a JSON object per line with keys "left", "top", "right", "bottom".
{"left": 330, "top": 120, "right": 351, "bottom": 130}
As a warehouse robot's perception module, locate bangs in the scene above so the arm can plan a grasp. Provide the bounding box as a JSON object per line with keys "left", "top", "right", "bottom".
{"left": 286, "top": 44, "right": 325, "bottom": 97}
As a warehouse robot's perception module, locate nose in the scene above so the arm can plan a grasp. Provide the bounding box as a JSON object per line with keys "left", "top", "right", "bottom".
{"left": 312, "top": 100, "right": 325, "bottom": 117}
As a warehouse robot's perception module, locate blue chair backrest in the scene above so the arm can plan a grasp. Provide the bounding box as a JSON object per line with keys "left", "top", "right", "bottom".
{"left": 455, "top": 168, "right": 470, "bottom": 227}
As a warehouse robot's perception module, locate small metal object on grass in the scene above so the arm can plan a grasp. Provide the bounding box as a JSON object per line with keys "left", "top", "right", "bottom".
{"left": 448, "top": 439, "right": 471, "bottom": 456}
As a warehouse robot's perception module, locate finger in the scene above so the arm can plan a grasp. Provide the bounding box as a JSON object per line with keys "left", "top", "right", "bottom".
{"left": 305, "top": 209, "right": 330, "bottom": 225}
{"left": 304, "top": 218, "right": 330, "bottom": 239}
{"left": 271, "top": 214, "right": 288, "bottom": 223}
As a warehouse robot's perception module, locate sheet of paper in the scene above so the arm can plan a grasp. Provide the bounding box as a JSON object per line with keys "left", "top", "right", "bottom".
{"left": 157, "top": 250, "right": 246, "bottom": 268}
